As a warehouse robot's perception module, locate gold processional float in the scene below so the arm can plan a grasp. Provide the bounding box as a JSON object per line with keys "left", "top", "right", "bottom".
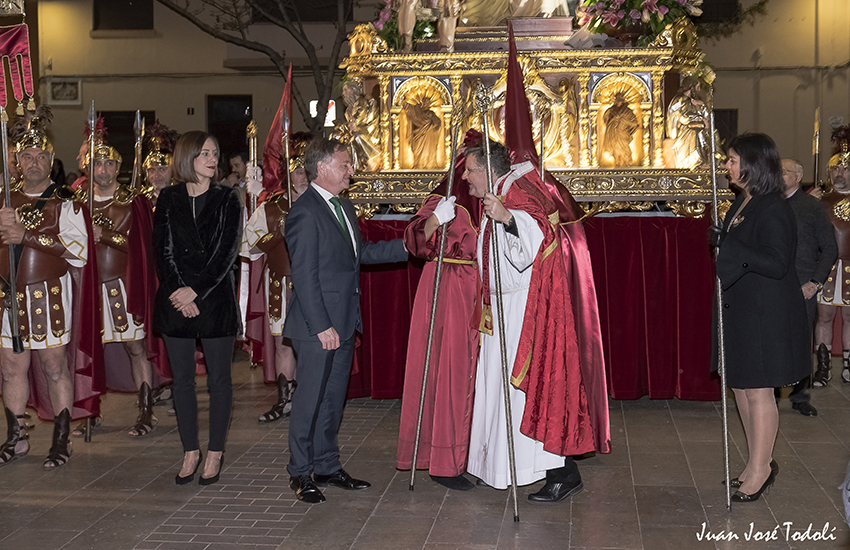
{"left": 334, "top": 16, "right": 732, "bottom": 218}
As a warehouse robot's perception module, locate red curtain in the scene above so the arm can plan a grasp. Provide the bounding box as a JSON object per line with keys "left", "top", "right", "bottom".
{"left": 348, "top": 215, "right": 721, "bottom": 401}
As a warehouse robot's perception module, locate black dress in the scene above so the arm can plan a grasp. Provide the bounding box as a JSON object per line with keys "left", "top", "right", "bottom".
{"left": 715, "top": 191, "right": 810, "bottom": 388}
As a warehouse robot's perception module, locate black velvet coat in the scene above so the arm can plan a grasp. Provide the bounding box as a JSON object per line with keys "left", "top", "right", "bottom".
{"left": 152, "top": 182, "right": 242, "bottom": 338}
{"left": 715, "top": 191, "right": 809, "bottom": 388}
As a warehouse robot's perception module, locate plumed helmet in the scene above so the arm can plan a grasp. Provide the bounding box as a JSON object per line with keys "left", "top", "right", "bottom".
{"left": 143, "top": 120, "right": 179, "bottom": 169}
{"left": 12, "top": 104, "right": 53, "bottom": 154}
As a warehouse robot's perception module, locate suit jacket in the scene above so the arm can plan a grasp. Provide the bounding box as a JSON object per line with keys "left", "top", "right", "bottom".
{"left": 152, "top": 182, "right": 243, "bottom": 338}
{"left": 282, "top": 184, "right": 407, "bottom": 341}
{"left": 715, "top": 191, "right": 809, "bottom": 388}
{"left": 786, "top": 190, "right": 837, "bottom": 285}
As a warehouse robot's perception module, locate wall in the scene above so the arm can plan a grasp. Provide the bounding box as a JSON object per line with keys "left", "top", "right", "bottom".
{"left": 702, "top": 0, "right": 850, "bottom": 182}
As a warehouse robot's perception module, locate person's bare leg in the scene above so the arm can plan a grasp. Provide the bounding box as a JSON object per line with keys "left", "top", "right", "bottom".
{"left": 37, "top": 346, "right": 73, "bottom": 415}
{"left": 0, "top": 347, "right": 32, "bottom": 459}
{"left": 397, "top": 0, "right": 418, "bottom": 53}
{"left": 438, "top": 16, "right": 458, "bottom": 52}
{"left": 814, "top": 303, "right": 837, "bottom": 348}
{"left": 737, "top": 387, "right": 777, "bottom": 495}
{"left": 125, "top": 339, "right": 153, "bottom": 390}
{"left": 276, "top": 336, "right": 296, "bottom": 381}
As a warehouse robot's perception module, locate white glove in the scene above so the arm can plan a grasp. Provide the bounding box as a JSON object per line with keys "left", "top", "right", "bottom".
{"left": 433, "top": 196, "right": 456, "bottom": 225}
{"left": 246, "top": 164, "right": 263, "bottom": 197}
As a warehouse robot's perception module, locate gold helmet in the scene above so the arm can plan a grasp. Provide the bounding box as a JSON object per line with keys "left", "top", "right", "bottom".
{"left": 289, "top": 132, "right": 312, "bottom": 172}
{"left": 13, "top": 105, "right": 53, "bottom": 154}
{"left": 87, "top": 117, "right": 121, "bottom": 166}
{"left": 830, "top": 125, "right": 850, "bottom": 169}
{"left": 143, "top": 120, "right": 178, "bottom": 169}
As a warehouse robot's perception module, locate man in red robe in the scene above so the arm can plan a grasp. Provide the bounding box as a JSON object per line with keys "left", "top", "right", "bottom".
{"left": 467, "top": 140, "right": 604, "bottom": 502}
{"left": 396, "top": 130, "right": 483, "bottom": 491}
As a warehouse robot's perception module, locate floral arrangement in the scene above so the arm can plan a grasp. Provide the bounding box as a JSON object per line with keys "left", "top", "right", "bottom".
{"left": 373, "top": 0, "right": 436, "bottom": 52}
{"left": 578, "top": 0, "right": 704, "bottom": 46}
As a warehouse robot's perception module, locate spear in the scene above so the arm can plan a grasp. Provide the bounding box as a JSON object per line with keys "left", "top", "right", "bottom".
{"left": 813, "top": 107, "right": 821, "bottom": 188}
{"left": 130, "top": 110, "right": 144, "bottom": 190}
{"left": 88, "top": 101, "right": 95, "bottom": 212}
{"left": 409, "top": 100, "right": 465, "bottom": 491}
{"left": 474, "top": 82, "right": 519, "bottom": 523}
{"left": 1, "top": 109, "right": 23, "bottom": 353}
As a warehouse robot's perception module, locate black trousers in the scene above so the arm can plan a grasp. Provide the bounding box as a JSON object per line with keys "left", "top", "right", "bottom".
{"left": 163, "top": 335, "right": 234, "bottom": 452}
{"left": 287, "top": 335, "right": 355, "bottom": 477}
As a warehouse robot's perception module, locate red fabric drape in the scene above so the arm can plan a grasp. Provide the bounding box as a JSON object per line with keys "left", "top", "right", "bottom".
{"left": 348, "top": 215, "right": 720, "bottom": 401}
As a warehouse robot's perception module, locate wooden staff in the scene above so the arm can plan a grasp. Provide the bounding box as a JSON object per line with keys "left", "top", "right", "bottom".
{"left": 409, "top": 100, "right": 465, "bottom": 491}
{"left": 474, "top": 82, "right": 519, "bottom": 523}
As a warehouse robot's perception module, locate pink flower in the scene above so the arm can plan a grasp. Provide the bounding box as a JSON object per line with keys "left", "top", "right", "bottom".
{"left": 601, "top": 9, "right": 624, "bottom": 25}
{"left": 642, "top": 0, "right": 658, "bottom": 12}
{"left": 658, "top": 5, "right": 668, "bottom": 15}
{"left": 630, "top": 8, "right": 641, "bottom": 19}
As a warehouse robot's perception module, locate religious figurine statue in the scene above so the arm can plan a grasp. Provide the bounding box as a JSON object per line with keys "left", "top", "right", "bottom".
{"left": 462, "top": 0, "right": 573, "bottom": 28}
{"left": 332, "top": 80, "right": 382, "bottom": 171}
{"left": 403, "top": 94, "right": 442, "bottom": 168}
{"left": 602, "top": 92, "right": 639, "bottom": 167}
{"left": 398, "top": 0, "right": 464, "bottom": 53}
{"left": 665, "top": 76, "right": 724, "bottom": 169}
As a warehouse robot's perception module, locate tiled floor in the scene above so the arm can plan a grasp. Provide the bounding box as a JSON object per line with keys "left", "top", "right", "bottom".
{"left": 1, "top": 352, "right": 849, "bottom": 550}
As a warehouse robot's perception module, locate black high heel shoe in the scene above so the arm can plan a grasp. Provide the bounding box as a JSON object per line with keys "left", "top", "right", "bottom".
{"left": 199, "top": 453, "right": 224, "bottom": 486}
{"left": 731, "top": 470, "right": 776, "bottom": 502}
{"left": 175, "top": 451, "right": 202, "bottom": 485}
{"left": 725, "top": 459, "right": 778, "bottom": 488}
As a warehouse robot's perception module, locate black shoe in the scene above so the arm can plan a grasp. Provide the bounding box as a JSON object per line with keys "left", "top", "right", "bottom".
{"left": 290, "top": 475, "right": 326, "bottom": 503}
{"left": 43, "top": 409, "right": 72, "bottom": 469}
{"left": 430, "top": 474, "right": 475, "bottom": 491}
{"left": 726, "top": 459, "right": 778, "bottom": 488}
{"left": 313, "top": 468, "right": 370, "bottom": 490}
{"left": 792, "top": 402, "right": 818, "bottom": 417}
{"left": 731, "top": 471, "right": 776, "bottom": 502}
{"left": 175, "top": 451, "right": 202, "bottom": 485}
{"left": 528, "top": 480, "right": 584, "bottom": 503}
{"left": 199, "top": 453, "right": 224, "bottom": 486}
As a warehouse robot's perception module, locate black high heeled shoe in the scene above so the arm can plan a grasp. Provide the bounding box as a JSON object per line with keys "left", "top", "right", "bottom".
{"left": 725, "top": 459, "right": 778, "bottom": 488}
{"left": 175, "top": 451, "right": 202, "bottom": 485}
{"left": 199, "top": 453, "right": 224, "bottom": 486}
{"left": 731, "top": 470, "right": 776, "bottom": 502}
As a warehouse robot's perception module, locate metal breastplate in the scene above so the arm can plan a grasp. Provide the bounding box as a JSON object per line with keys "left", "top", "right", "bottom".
{"left": 0, "top": 189, "right": 68, "bottom": 286}
{"left": 93, "top": 197, "right": 133, "bottom": 283}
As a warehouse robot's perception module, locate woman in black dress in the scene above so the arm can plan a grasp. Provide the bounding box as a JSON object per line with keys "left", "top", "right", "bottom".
{"left": 717, "top": 133, "right": 809, "bottom": 501}
{"left": 153, "top": 131, "right": 242, "bottom": 485}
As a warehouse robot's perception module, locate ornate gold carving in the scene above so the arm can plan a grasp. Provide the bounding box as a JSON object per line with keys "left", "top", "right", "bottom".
{"left": 16, "top": 204, "right": 43, "bottom": 230}
{"left": 111, "top": 233, "right": 127, "bottom": 246}
{"left": 667, "top": 201, "right": 708, "bottom": 218}
{"left": 37, "top": 234, "right": 54, "bottom": 247}
{"left": 834, "top": 198, "right": 850, "bottom": 222}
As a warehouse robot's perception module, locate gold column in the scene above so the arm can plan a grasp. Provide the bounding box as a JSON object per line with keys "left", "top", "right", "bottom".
{"left": 392, "top": 112, "right": 401, "bottom": 170}
{"left": 379, "top": 75, "right": 391, "bottom": 170}
{"left": 578, "top": 72, "right": 591, "bottom": 167}
{"left": 642, "top": 108, "right": 651, "bottom": 167}
{"left": 651, "top": 71, "right": 664, "bottom": 167}
{"left": 589, "top": 106, "right": 599, "bottom": 168}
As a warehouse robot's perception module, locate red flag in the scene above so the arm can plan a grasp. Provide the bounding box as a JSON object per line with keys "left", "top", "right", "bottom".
{"left": 503, "top": 23, "right": 538, "bottom": 166}
{"left": 262, "top": 64, "right": 292, "bottom": 192}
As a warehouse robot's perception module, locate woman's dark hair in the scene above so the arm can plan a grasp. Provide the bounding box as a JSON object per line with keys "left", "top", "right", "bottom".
{"left": 728, "top": 133, "right": 783, "bottom": 196}
{"left": 465, "top": 139, "right": 511, "bottom": 178}
{"left": 173, "top": 131, "right": 219, "bottom": 183}
{"left": 304, "top": 138, "right": 347, "bottom": 182}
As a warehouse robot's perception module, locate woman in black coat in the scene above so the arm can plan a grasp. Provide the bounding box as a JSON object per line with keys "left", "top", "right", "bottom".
{"left": 153, "top": 131, "right": 242, "bottom": 486}
{"left": 717, "top": 133, "right": 809, "bottom": 502}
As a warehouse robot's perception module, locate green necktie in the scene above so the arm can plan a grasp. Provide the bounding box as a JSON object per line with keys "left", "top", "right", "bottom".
{"left": 330, "top": 196, "right": 354, "bottom": 253}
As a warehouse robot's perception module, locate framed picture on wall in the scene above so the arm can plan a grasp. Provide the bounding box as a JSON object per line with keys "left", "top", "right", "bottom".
{"left": 47, "top": 78, "right": 82, "bottom": 105}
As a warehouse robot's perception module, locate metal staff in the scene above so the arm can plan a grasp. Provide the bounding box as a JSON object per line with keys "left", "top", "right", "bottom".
{"left": 708, "top": 96, "right": 731, "bottom": 510}
{"left": 87, "top": 101, "right": 95, "bottom": 213}
{"left": 281, "top": 105, "right": 292, "bottom": 208}
{"left": 130, "top": 110, "right": 144, "bottom": 190}
{"left": 536, "top": 98, "right": 550, "bottom": 178}
{"left": 85, "top": 100, "right": 96, "bottom": 442}
{"left": 813, "top": 107, "right": 821, "bottom": 189}
{"left": 246, "top": 120, "right": 258, "bottom": 216}
{"left": 409, "top": 100, "right": 465, "bottom": 491}
{"left": 474, "top": 82, "right": 519, "bottom": 523}
{"left": 1, "top": 109, "right": 23, "bottom": 354}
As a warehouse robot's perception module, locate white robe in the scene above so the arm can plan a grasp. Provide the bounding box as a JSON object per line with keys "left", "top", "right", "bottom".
{"left": 467, "top": 165, "right": 565, "bottom": 489}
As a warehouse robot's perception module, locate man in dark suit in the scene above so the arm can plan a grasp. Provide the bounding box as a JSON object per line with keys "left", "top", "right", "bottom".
{"left": 283, "top": 138, "right": 407, "bottom": 503}
{"left": 779, "top": 158, "right": 837, "bottom": 415}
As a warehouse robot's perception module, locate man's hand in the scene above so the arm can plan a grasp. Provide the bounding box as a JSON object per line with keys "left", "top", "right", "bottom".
{"left": 170, "top": 287, "right": 198, "bottom": 310}
{"left": 317, "top": 327, "right": 340, "bottom": 350}
{"left": 802, "top": 282, "right": 819, "bottom": 300}
{"left": 809, "top": 187, "right": 824, "bottom": 199}
{"left": 482, "top": 192, "right": 512, "bottom": 225}
{"left": 246, "top": 165, "right": 263, "bottom": 197}
{"left": 0, "top": 207, "right": 25, "bottom": 245}
{"left": 433, "top": 196, "right": 456, "bottom": 225}
{"left": 179, "top": 302, "right": 200, "bottom": 318}
{"left": 92, "top": 225, "right": 103, "bottom": 243}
